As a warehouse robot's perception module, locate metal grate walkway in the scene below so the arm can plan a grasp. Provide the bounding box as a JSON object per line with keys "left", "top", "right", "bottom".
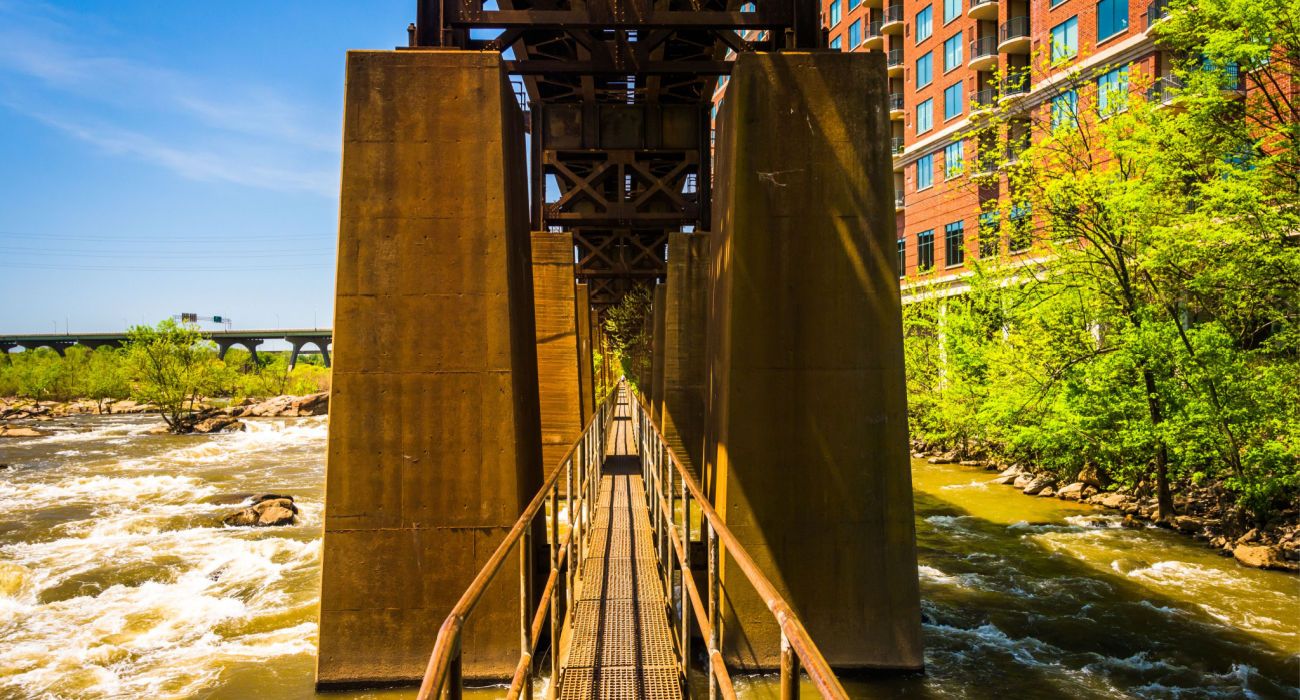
{"left": 559, "top": 388, "right": 682, "bottom": 700}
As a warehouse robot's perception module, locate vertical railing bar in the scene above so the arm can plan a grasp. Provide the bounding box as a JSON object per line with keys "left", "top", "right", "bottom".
{"left": 548, "top": 482, "right": 560, "bottom": 700}
{"left": 448, "top": 641, "right": 463, "bottom": 700}
{"left": 780, "top": 630, "right": 799, "bottom": 700}
{"left": 520, "top": 527, "right": 532, "bottom": 700}
{"left": 680, "top": 471, "right": 690, "bottom": 681}
{"left": 708, "top": 521, "right": 720, "bottom": 700}
{"left": 566, "top": 456, "right": 576, "bottom": 623}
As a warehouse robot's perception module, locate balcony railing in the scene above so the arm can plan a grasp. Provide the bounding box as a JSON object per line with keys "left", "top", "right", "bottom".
{"left": 1001, "top": 73, "right": 1031, "bottom": 95}
{"left": 887, "top": 47, "right": 904, "bottom": 67}
{"left": 891, "top": 136, "right": 905, "bottom": 154}
{"left": 889, "top": 92, "right": 904, "bottom": 111}
{"left": 1000, "top": 16, "right": 1030, "bottom": 43}
{"left": 881, "top": 4, "right": 904, "bottom": 24}
{"left": 970, "top": 36, "right": 997, "bottom": 62}
{"left": 867, "top": 18, "right": 884, "bottom": 38}
{"left": 971, "top": 87, "right": 997, "bottom": 111}
{"left": 895, "top": 192, "right": 906, "bottom": 208}
{"left": 1145, "top": 0, "right": 1170, "bottom": 27}
{"left": 1147, "top": 74, "right": 1182, "bottom": 104}
{"left": 970, "top": 0, "right": 997, "bottom": 10}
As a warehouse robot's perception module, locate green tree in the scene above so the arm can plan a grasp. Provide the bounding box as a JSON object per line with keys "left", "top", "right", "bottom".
{"left": 124, "top": 320, "right": 225, "bottom": 432}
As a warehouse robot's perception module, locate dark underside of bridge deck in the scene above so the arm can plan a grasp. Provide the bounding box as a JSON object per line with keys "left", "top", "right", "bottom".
{"left": 412, "top": 0, "right": 820, "bottom": 311}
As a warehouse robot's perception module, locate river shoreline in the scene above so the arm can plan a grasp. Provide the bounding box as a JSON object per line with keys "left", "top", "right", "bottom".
{"left": 912, "top": 444, "right": 1300, "bottom": 574}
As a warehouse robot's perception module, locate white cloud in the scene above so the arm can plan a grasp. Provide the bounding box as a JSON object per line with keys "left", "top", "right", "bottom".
{"left": 0, "top": 2, "right": 339, "bottom": 195}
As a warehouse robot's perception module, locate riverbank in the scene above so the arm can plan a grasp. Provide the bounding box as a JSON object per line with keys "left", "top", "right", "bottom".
{"left": 0, "top": 393, "right": 329, "bottom": 436}
{"left": 913, "top": 444, "right": 1300, "bottom": 574}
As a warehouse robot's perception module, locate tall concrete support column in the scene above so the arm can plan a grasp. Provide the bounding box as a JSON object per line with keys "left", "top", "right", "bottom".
{"left": 575, "top": 283, "right": 596, "bottom": 422}
{"left": 662, "top": 233, "right": 709, "bottom": 477}
{"left": 704, "top": 52, "right": 923, "bottom": 671}
{"left": 650, "top": 284, "right": 668, "bottom": 422}
{"left": 531, "top": 232, "right": 584, "bottom": 477}
{"left": 318, "top": 50, "right": 541, "bottom": 687}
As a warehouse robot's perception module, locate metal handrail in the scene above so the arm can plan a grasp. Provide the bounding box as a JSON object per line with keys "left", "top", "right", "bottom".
{"left": 416, "top": 388, "right": 619, "bottom": 700}
{"left": 628, "top": 387, "right": 851, "bottom": 700}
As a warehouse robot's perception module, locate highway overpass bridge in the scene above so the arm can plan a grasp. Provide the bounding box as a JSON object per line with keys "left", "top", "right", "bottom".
{"left": 0, "top": 329, "right": 332, "bottom": 368}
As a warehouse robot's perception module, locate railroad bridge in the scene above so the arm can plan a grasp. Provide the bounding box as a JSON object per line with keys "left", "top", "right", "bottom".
{"left": 317, "top": 0, "right": 922, "bottom": 695}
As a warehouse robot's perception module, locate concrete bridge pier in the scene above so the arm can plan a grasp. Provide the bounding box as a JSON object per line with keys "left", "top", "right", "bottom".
{"left": 317, "top": 50, "right": 540, "bottom": 688}
{"left": 662, "top": 232, "right": 709, "bottom": 478}
{"left": 650, "top": 283, "right": 668, "bottom": 423}
{"left": 215, "top": 337, "right": 263, "bottom": 366}
{"left": 287, "top": 337, "right": 332, "bottom": 370}
{"left": 704, "top": 51, "right": 923, "bottom": 672}
{"left": 575, "top": 282, "right": 596, "bottom": 422}
{"left": 531, "top": 231, "right": 584, "bottom": 479}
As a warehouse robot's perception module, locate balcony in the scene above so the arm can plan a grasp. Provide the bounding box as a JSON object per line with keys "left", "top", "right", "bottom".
{"left": 891, "top": 135, "right": 905, "bottom": 154}
{"left": 1001, "top": 73, "right": 1031, "bottom": 97}
{"left": 895, "top": 192, "right": 906, "bottom": 211}
{"left": 1144, "top": 0, "right": 1170, "bottom": 28}
{"left": 881, "top": 4, "right": 905, "bottom": 34}
{"left": 864, "top": 19, "right": 885, "bottom": 49}
{"left": 998, "top": 16, "right": 1031, "bottom": 53}
{"left": 1147, "top": 74, "right": 1182, "bottom": 105}
{"left": 887, "top": 47, "right": 904, "bottom": 76}
{"left": 889, "top": 92, "right": 905, "bottom": 118}
{"left": 970, "top": 87, "right": 997, "bottom": 114}
{"left": 968, "top": 0, "right": 999, "bottom": 20}
{"left": 969, "top": 35, "right": 998, "bottom": 70}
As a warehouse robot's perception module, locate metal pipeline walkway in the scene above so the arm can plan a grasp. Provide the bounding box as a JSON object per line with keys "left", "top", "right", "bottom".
{"left": 559, "top": 388, "right": 682, "bottom": 699}
{"left": 416, "top": 380, "right": 850, "bottom": 700}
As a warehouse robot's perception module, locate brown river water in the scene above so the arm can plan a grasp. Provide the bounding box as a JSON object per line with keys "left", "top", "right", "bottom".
{"left": 0, "top": 414, "right": 1295, "bottom": 699}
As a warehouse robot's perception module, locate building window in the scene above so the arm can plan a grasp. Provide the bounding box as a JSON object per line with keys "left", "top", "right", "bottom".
{"left": 830, "top": 35, "right": 843, "bottom": 50}
{"left": 1097, "top": 66, "right": 1129, "bottom": 115}
{"left": 916, "top": 6, "right": 933, "bottom": 43}
{"left": 943, "top": 0, "right": 962, "bottom": 24}
{"left": 916, "top": 52, "right": 933, "bottom": 88}
{"left": 916, "top": 153, "right": 934, "bottom": 189}
{"left": 829, "top": 0, "right": 842, "bottom": 26}
{"left": 943, "top": 80, "right": 963, "bottom": 120}
{"left": 917, "top": 230, "right": 935, "bottom": 271}
{"left": 1009, "top": 204, "right": 1032, "bottom": 252}
{"left": 943, "top": 32, "right": 964, "bottom": 71}
{"left": 849, "top": 19, "right": 862, "bottom": 47}
{"left": 944, "top": 139, "right": 964, "bottom": 178}
{"left": 978, "top": 211, "right": 1000, "bottom": 257}
{"left": 1050, "top": 0, "right": 1066, "bottom": 6}
{"left": 1050, "top": 90, "right": 1078, "bottom": 129}
{"left": 849, "top": 0, "right": 862, "bottom": 10}
{"left": 1050, "top": 17, "right": 1079, "bottom": 63}
{"left": 945, "top": 221, "right": 965, "bottom": 266}
{"left": 1097, "top": 0, "right": 1128, "bottom": 40}
{"left": 917, "top": 98, "right": 934, "bottom": 134}
{"left": 897, "top": 238, "right": 907, "bottom": 277}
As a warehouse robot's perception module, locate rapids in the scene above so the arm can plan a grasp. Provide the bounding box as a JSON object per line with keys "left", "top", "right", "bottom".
{"left": 0, "top": 415, "right": 1295, "bottom": 699}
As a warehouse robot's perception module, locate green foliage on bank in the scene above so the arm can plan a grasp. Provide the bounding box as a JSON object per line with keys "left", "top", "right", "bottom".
{"left": 0, "top": 328, "right": 330, "bottom": 405}
{"left": 905, "top": 0, "right": 1299, "bottom": 523}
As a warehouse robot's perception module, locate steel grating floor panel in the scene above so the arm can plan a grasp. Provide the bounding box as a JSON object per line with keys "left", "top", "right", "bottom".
{"left": 560, "top": 388, "right": 682, "bottom": 699}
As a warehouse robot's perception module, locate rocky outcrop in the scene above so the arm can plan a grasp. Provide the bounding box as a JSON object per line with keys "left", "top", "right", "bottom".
{"left": 221, "top": 494, "right": 299, "bottom": 527}
{"left": 225, "top": 393, "right": 328, "bottom": 418}
{"left": 1232, "top": 544, "right": 1297, "bottom": 572}
{"left": 1056, "top": 482, "right": 1086, "bottom": 500}
{"left": 191, "top": 415, "right": 246, "bottom": 434}
{"left": 0, "top": 424, "right": 46, "bottom": 438}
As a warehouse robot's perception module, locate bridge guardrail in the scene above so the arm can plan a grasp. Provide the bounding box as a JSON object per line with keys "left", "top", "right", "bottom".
{"left": 416, "top": 386, "right": 618, "bottom": 700}
{"left": 629, "top": 387, "right": 851, "bottom": 700}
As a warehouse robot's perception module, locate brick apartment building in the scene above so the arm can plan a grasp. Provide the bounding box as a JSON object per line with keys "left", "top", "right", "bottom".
{"left": 712, "top": 0, "right": 1183, "bottom": 292}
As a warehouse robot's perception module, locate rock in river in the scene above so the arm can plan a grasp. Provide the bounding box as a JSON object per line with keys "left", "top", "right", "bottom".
{"left": 1232, "top": 544, "right": 1298, "bottom": 572}
{"left": 222, "top": 494, "right": 299, "bottom": 527}
{"left": 0, "top": 424, "right": 46, "bottom": 438}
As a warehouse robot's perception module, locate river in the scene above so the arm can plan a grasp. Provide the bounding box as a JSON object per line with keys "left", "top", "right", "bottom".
{"left": 0, "top": 415, "right": 1295, "bottom": 699}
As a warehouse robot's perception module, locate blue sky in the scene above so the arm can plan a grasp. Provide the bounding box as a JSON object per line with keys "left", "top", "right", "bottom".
{"left": 0, "top": 0, "right": 412, "bottom": 334}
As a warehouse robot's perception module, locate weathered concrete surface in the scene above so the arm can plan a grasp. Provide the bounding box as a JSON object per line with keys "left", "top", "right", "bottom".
{"left": 704, "top": 52, "right": 923, "bottom": 671}
{"left": 576, "top": 283, "right": 596, "bottom": 423}
{"left": 662, "top": 233, "right": 709, "bottom": 478}
{"left": 318, "top": 50, "right": 542, "bottom": 687}
{"left": 532, "top": 232, "right": 584, "bottom": 476}
{"left": 650, "top": 284, "right": 668, "bottom": 423}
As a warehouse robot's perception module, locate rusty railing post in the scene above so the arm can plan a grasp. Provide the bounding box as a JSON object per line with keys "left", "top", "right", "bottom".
{"left": 520, "top": 527, "right": 532, "bottom": 699}
{"left": 549, "top": 482, "right": 560, "bottom": 699}
{"left": 780, "top": 631, "right": 800, "bottom": 700}
{"left": 680, "top": 473, "right": 690, "bottom": 678}
{"left": 448, "top": 642, "right": 463, "bottom": 700}
{"left": 707, "top": 521, "right": 720, "bottom": 700}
